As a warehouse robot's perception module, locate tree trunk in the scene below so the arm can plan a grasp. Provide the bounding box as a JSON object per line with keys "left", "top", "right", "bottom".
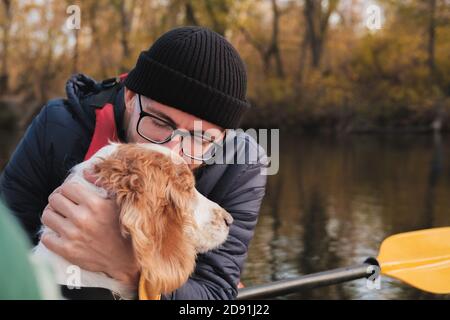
{"left": 239, "top": 26, "right": 270, "bottom": 76}
{"left": 427, "top": 0, "right": 437, "bottom": 81}
{"left": 73, "top": 29, "right": 79, "bottom": 74}
{"left": 295, "top": 30, "right": 309, "bottom": 97}
{"left": 184, "top": 1, "right": 198, "bottom": 25}
{"left": 119, "top": 1, "right": 131, "bottom": 61}
{"left": 113, "top": 0, "right": 136, "bottom": 72}
{"left": 203, "top": 0, "right": 229, "bottom": 36}
{"left": 304, "top": 0, "right": 321, "bottom": 68}
{"left": 303, "top": 0, "right": 339, "bottom": 69}
{"left": 88, "top": 2, "right": 108, "bottom": 78}
{"left": 239, "top": 0, "right": 285, "bottom": 79}
{"left": 270, "top": 0, "right": 285, "bottom": 78}
{"left": 0, "top": 0, "right": 12, "bottom": 94}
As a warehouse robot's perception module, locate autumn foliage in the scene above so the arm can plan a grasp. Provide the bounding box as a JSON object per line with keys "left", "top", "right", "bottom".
{"left": 1, "top": 0, "right": 449, "bottom": 132}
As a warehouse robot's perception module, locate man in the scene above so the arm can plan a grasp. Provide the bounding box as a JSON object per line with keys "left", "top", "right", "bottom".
{"left": 0, "top": 26, "right": 267, "bottom": 299}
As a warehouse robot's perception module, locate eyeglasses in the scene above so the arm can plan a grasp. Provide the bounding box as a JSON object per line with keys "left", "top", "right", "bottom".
{"left": 136, "top": 95, "right": 223, "bottom": 161}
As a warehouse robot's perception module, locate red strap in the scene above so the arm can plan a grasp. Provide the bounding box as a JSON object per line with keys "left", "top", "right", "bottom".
{"left": 84, "top": 74, "right": 128, "bottom": 161}
{"left": 84, "top": 103, "right": 120, "bottom": 161}
{"left": 119, "top": 73, "right": 128, "bottom": 81}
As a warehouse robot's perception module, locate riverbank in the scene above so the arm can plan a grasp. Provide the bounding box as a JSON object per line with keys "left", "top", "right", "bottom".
{"left": 241, "top": 103, "right": 449, "bottom": 135}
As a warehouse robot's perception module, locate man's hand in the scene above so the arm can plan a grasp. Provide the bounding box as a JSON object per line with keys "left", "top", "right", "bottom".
{"left": 41, "top": 171, "right": 140, "bottom": 287}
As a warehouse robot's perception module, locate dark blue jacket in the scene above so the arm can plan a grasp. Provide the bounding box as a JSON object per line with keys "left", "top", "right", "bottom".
{"left": 0, "top": 74, "right": 267, "bottom": 299}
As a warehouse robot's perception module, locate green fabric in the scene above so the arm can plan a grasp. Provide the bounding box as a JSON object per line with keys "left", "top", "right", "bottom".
{"left": 0, "top": 202, "right": 59, "bottom": 299}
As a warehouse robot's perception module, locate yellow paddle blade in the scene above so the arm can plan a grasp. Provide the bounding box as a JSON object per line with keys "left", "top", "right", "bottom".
{"left": 377, "top": 227, "right": 450, "bottom": 294}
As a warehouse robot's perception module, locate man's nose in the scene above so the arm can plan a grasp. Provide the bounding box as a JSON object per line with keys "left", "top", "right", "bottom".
{"left": 160, "top": 137, "right": 183, "bottom": 157}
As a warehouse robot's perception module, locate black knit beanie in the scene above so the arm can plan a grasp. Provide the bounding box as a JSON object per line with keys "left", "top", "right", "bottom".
{"left": 124, "top": 26, "right": 250, "bottom": 129}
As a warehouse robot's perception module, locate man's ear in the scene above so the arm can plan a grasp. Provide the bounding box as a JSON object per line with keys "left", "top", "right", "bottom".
{"left": 124, "top": 87, "right": 136, "bottom": 113}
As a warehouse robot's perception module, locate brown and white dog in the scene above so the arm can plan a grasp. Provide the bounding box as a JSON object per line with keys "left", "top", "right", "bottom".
{"left": 33, "top": 143, "right": 233, "bottom": 299}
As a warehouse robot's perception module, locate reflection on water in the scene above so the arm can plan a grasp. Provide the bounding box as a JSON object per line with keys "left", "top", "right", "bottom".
{"left": 242, "top": 133, "right": 450, "bottom": 299}
{"left": 1, "top": 130, "right": 449, "bottom": 299}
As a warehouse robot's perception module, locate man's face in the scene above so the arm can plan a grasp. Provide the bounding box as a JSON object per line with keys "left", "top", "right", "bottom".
{"left": 123, "top": 88, "right": 225, "bottom": 171}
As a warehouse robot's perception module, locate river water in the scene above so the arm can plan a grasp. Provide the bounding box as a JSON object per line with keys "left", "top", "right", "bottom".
{"left": 241, "top": 133, "right": 450, "bottom": 299}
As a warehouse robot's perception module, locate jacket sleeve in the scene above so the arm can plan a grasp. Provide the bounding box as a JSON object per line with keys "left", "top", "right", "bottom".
{"left": 0, "top": 105, "right": 50, "bottom": 244}
{"left": 162, "top": 161, "right": 267, "bottom": 300}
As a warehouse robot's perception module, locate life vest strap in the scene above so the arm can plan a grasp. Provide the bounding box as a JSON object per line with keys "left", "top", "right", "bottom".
{"left": 84, "top": 103, "right": 120, "bottom": 161}
{"left": 83, "top": 74, "right": 129, "bottom": 161}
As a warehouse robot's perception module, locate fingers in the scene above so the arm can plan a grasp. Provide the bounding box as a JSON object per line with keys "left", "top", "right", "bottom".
{"left": 48, "top": 191, "right": 78, "bottom": 218}
{"left": 61, "top": 178, "right": 112, "bottom": 213}
{"left": 51, "top": 186, "right": 62, "bottom": 195}
{"left": 41, "top": 229, "right": 71, "bottom": 258}
{"left": 59, "top": 181, "right": 92, "bottom": 206}
{"left": 41, "top": 206, "right": 78, "bottom": 239}
{"left": 83, "top": 169, "right": 99, "bottom": 185}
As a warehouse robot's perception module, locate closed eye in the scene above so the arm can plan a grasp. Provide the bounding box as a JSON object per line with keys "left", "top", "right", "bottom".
{"left": 151, "top": 117, "right": 172, "bottom": 129}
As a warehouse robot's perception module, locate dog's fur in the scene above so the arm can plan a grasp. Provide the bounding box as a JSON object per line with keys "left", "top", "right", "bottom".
{"left": 33, "top": 143, "right": 233, "bottom": 299}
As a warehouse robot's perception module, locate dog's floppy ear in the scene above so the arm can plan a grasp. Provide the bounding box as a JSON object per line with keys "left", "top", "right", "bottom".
{"left": 92, "top": 145, "right": 197, "bottom": 296}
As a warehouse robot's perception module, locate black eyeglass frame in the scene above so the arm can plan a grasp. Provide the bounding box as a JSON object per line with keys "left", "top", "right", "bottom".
{"left": 135, "top": 94, "right": 223, "bottom": 161}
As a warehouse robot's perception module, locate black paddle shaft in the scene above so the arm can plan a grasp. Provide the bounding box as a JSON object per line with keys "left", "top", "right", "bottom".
{"left": 237, "top": 258, "right": 379, "bottom": 300}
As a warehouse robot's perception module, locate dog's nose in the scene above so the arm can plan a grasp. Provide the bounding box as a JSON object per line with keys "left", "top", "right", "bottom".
{"left": 223, "top": 211, "right": 233, "bottom": 227}
{"left": 212, "top": 207, "right": 234, "bottom": 227}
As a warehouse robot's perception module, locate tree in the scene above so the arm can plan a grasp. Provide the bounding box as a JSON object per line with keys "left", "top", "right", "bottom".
{"left": 427, "top": 0, "right": 437, "bottom": 77}
{"left": 203, "top": 0, "right": 230, "bottom": 36}
{"left": 87, "top": 1, "right": 109, "bottom": 78}
{"left": 0, "top": 0, "right": 12, "bottom": 94}
{"left": 184, "top": 0, "right": 199, "bottom": 25}
{"left": 239, "top": 0, "right": 285, "bottom": 78}
{"left": 111, "top": 0, "right": 137, "bottom": 72}
{"left": 303, "top": 0, "right": 340, "bottom": 68}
